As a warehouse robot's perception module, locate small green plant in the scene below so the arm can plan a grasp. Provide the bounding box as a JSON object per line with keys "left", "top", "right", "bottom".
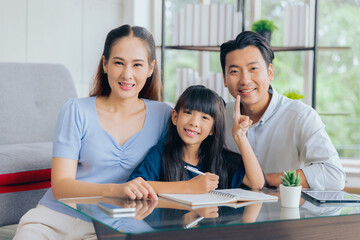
{"left": 280, "top": 170, "right": 302, "bottom": 187}
{"left": 251, "top": 19, "right": 278, "bottom": 33}
{"left": 283, "top": 90, "right": 304, "bottom": 100}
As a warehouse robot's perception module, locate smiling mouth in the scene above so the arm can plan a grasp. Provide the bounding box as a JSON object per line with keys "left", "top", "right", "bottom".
{"left": 185, "top": 129, "right": 199, "bottom": 136}
{"left": 118, "top": 82, "right": 135, "bottom": 87}
{"left": 239, "top": 88, "right": 256, "bottom": 93}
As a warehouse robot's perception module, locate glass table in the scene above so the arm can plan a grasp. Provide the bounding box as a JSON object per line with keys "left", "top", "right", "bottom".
{"left": 58, "top": 189, "right": 360, "bottom": 240}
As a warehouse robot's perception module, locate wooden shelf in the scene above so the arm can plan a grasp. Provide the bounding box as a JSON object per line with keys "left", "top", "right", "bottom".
{"left": 162, "top": 46, "right": 351, "bottom": 52}
{"left": 318, "top": 112, "right": 350, "bottom": 116}
{"left": 163, "top": 46, "right": 219, "bottom": 52}
{"left": 318, "top": 46, "right": 351, "bottom": 51}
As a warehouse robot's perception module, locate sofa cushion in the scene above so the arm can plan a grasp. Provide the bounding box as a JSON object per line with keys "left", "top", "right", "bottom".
{"left": 0, "top": 63, "right": 77, "bottom": 145}
{"left": 0, "top": 188, "right": 49, "bottom": 226}
{"left": 0, "top": 142, "right": 52, "bottom": 185}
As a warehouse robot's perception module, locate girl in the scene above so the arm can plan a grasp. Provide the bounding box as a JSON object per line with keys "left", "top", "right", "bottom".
{"left": 129, "top": 85, "right": 265, "bottom": 193}
{"left": 14, "top": 25, "right": 171, "bottom": 239}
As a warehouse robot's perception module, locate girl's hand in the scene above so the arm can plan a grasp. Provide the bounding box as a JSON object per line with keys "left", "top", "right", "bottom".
{"left": 183, "top": 207, "right": 219, "bottom": 227}
{"left": 187, "top": 173, "right": 219, "bottom": 193}
{"left": 192, "top": 206, "right": 219, "bottom": 218}
{"left": 232, "top": 95, "right": 253, "bottom": 139}
{"left": 117, "top": 177, "right": 158, "bottom": 200}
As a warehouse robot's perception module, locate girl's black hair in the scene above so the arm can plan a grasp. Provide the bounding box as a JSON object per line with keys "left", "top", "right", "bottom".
{"left": 163, "top": 85, "right": 242, "bottom": 189}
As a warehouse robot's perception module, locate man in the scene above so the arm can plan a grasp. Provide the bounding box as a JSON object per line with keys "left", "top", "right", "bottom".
{"left": 221, "top": 31, "right": 345, "bottom": 190}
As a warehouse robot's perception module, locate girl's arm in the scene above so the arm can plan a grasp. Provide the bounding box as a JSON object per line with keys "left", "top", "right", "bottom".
{"left": 232, "top": 96, "right": 265, "bottom": 189}
{"left": 146, "top": 173, "right": 219, "bottom": 194}
{"left": 51, "top": 157, "right": 158, "bottom": 200}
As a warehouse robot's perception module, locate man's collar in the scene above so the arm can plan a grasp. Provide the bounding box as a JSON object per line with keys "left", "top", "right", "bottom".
{"left": 257, "top": 85, "right": 279, "bottom": 125}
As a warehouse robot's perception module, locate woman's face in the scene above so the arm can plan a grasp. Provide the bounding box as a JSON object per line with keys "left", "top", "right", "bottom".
{"left": 103, "top": 36, "right": 155, "bottom": 100}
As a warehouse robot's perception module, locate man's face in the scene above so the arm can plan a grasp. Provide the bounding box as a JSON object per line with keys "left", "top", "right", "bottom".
{"left": 223, "top": 46, "right": 273, "bottom": 112}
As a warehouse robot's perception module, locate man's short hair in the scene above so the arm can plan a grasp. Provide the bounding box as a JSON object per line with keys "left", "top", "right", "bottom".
{"left": 220, "top": 31, "right": 275, "bottom": 74}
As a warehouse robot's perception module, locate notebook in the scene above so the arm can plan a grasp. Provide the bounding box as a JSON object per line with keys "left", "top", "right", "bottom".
{"left": 161, "top": 196, "right": 276, "bottom": 210}
{"left": 158, "top": 188, "right": 278, "bottom": 206}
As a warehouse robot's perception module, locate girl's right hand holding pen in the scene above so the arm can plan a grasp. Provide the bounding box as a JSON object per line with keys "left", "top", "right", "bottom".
{"left": 187, "top": 173, "right": 219, "bottom": 193}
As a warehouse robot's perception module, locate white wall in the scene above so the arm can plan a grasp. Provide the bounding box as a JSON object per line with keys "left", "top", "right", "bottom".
{"left": 0, "top": 0, "right": 124, "bottom": 97}
{"left": 0, "top": 0, "right": 158, "bottom": 97}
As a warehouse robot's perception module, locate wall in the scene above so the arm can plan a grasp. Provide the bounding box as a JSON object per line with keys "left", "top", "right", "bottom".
{"left": 0, "top": 0, "right": 124, "bottom": 97}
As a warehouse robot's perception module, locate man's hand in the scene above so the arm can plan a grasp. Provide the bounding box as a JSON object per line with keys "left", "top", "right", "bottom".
{"left": 266, "top": 170, "right": 310, "bottom": 188}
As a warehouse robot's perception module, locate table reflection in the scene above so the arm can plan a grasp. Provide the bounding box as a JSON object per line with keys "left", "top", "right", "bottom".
{"left": 58, "top": 190, "right": 360, "bottom": 236}
{"left": 70, "top": 198, "right": 264, "bottom": 233}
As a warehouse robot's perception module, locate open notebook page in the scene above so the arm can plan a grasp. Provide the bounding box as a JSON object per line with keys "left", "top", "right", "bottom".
{"left": 158, "top": 188, "right": 277, "bottom": 206}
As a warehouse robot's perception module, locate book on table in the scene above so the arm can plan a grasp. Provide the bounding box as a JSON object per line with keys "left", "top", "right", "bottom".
{"left": 160, "top": 197, "right": 275, "bottom": 210}
{"left": 158, "top": 188, "right": 278, "bottom": 206}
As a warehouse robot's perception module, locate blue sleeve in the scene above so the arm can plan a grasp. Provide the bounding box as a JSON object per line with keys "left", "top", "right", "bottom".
{"left": 128, "top": 145, "right": 165, "bottom": 181}
{"left": 157, "top": 104, "right": 172, "bottom": 145}
{"left": 52, "top": 99, "right": 83, "bottom": 160}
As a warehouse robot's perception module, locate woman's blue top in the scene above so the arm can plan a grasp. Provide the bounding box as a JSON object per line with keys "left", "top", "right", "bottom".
{"left": 40, "top": 97, "right": 172, "bottom": 221}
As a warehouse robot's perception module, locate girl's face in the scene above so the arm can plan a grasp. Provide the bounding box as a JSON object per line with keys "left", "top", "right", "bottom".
{"left": 171, "top": 108, "right": 214, "bottom": 149}
{"left": 103, "top": 36, "right": 155, "bottom": 100}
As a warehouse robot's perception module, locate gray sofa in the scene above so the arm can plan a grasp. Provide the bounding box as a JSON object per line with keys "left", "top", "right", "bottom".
{"left": 0, "top": 62, "right": 77, "bottom": 226}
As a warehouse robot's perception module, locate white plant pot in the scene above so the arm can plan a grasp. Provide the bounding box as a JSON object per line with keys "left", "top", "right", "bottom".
{"left": 280, "top": 184, "right": 302, "bottom": 208}
{"left": 280, "top": 206, "right": 300, "bottom": 220}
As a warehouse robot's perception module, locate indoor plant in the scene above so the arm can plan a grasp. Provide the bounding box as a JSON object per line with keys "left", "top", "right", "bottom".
{"left": 251, "top": 19, "right": 278, "bottom": 43}
{"left": 283, "top": 90, "right": 304, "bottom": 100}
{"left": 279, "top": 170, "right": 302, "bottom": 208}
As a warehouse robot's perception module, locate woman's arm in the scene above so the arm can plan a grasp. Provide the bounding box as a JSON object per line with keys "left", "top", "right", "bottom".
{"left": 51, "top": 157, "right": 157, "bottom": 200}
{"left": 232, "top": 96, "right": 265, "bottom": 189}
{"left": 147, "top": 173, "right": 219, "bottom": 194}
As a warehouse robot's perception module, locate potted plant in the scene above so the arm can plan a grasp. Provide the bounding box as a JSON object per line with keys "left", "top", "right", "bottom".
{"left": 279, "top": 170, "right": 302, "bottom": 208}
{"left": 251, "top": 19, "right": 278, "bottom": 43}
{"left": 283, "top": 90, "right": 304, "bottom": 100}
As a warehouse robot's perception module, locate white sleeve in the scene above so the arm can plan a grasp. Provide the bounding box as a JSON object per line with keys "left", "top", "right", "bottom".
{"left": 296, "top": 108, "right": 346, "bottom": 190}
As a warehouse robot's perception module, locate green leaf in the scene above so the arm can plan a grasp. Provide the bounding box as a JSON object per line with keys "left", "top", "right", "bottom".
{"left": 251, "top": 19, "right": 278, "bottom": 32}
{"left": 280, "top": 176, "right": 291, "bottom": 186}
{"left": 281, "top": 170, "right": 302, "bottom": 186}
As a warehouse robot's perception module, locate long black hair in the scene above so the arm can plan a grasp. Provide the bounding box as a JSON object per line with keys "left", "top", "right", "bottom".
{"left": 163, "top": 85, "right": 241, "bottom": 189}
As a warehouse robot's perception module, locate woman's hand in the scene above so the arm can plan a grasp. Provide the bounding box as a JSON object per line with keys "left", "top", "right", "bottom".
{"left": 187, "top": 173, "right": 219, "bottom": 193}
{"left": 115, "top": 177, "right": 158, "bottom": 200}
{"left": 133, "top": 199, "right": 158, "bottom": 220}
{"left": 232, "top": 95, "right": 253, "bottom": 139}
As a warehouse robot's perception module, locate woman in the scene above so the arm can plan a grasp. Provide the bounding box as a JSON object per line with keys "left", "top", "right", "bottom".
{"left": 14, "top": 24, "right": 172, "bottom": 239}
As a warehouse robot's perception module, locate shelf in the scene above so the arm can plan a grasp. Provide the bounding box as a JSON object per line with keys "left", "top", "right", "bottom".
{"left": 318, "top": 46, "right": 351, "bottom": 51}
{"left": 319, "top": 112, "right": 350, "bottom": 116}
{"left": 160, "top": 0, "right": 322, "bottom": 108}
{"left": 162, "top": 46, "right": 351, "bottom": 52}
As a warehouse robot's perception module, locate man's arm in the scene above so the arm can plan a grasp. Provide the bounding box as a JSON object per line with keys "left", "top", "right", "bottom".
{"left": 294, "top": 108, "right": 346, "bottom": 190}
{"left": 265, "top": 170, "right": 309, "bottom": 188}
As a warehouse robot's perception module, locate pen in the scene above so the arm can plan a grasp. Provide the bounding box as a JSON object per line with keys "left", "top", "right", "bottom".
{"left": 184, "top": 165, "right": 205, "bottom": 175}
{"left": 184, "top": 216, "right": 204, "bottom": 229}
